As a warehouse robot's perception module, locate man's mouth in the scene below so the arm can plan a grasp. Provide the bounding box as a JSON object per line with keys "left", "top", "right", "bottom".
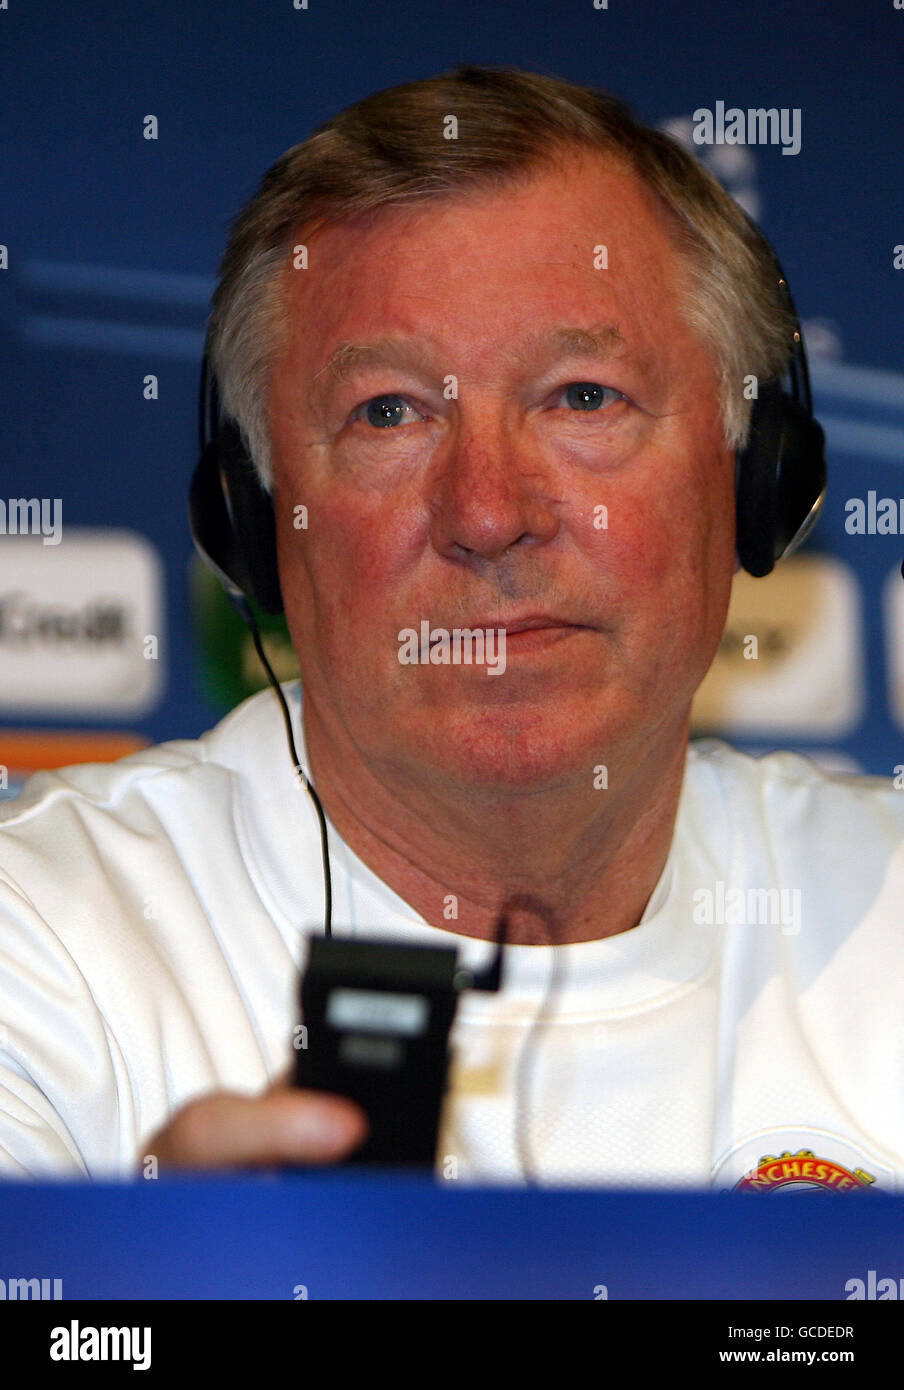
{"left": 422, "top": 615, "right": 592, "bottom": 657}
{"left": 467, "top": 615, "right": 589, "bottom": 636}
{"left": 436, "top": 617, "right": 592, "bottom": 642}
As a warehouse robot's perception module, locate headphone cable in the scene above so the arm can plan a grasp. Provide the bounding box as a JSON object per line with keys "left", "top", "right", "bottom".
{"left": 231, "top": 592, "right": 333, "bottom": 938}
{"left": 501, "top": 895, "right": 567, "bottom": 1185}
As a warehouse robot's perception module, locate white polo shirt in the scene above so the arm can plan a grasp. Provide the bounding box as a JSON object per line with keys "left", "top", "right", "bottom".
{"left": 0, "top": 683, "right": 901, "bottom": 1192}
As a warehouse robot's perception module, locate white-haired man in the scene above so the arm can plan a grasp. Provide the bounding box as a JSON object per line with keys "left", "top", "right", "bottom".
{"left": 0, "top": 67, "right": 900, "bottom": 1191}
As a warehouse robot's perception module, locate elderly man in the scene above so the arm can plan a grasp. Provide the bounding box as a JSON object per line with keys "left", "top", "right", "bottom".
{"left": 0, "top": 66, "right": 901, "bottom": 1191}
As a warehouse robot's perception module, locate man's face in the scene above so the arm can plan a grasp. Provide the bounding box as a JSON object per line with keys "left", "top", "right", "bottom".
{"left": 268, "top": 149, "right": 736, "bottom": 793}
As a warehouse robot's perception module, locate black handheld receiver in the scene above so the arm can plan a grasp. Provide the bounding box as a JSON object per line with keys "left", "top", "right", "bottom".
{"left": 293, "top": 934, "right": 503, "bottom": 1169}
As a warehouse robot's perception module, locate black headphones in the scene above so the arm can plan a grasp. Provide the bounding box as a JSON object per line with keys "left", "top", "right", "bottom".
{"left": 191, "top": 356, "right": 284, "bottom": 615}
{"left": 189, "top": 236, "right": 827, "bottom": 608}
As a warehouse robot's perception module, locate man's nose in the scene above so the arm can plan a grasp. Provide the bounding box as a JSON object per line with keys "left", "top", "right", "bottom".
{"left": 428, "top": 410, "right": 560, "bottom": 563}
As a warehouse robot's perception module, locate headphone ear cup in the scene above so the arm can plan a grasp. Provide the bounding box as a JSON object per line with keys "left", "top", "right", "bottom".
{"left": 735, "top": 384, "right": 828, "bottom": 579}
{"left": 736, "top": 379, "right": 784, "bottom": 578}
{"left": 189, "top": 441, "right": 252, "bottom": 601}
{"left": 772, "top": 397, "right": 827, "bottom": 560}
{"left": 189, "top": 421, "right": 284, "bottom": 615}
{"left": 216, "top": 421, "right": 284, "bottom": 615}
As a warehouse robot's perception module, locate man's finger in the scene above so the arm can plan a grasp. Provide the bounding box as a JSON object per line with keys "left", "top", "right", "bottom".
{"left": 149, "top": 1089, "right": 368, "bottom": 1171}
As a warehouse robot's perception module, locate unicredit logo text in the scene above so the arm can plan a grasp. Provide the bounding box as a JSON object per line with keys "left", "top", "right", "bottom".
{"left": 0, "top": 591, "right": 128, "bottom": 646}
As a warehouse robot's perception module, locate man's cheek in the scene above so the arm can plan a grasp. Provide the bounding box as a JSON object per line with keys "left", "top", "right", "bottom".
{"left": 309, "top": 552, "right": 413, "bottom": 672}
{"left": 602, "top": 516, "right": 712, "bottom": 662}
{"left": 302, "top": 510, "right": 391, "bottom": 603}
{"left": 591, "top": 506, "right": 675, "bottom": 593}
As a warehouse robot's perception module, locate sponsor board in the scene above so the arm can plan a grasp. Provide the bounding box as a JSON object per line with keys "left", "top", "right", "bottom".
{"left": 0, "top": 530, "right": 164, "bottom": 716}
{"left": 692, "top": 556, "right": 864, "bottom": 737}
{"left": 0, "top": 730, "right": 149, "bottom": 800}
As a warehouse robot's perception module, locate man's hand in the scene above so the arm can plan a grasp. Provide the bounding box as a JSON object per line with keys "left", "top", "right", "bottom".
{"left": 141, "top": 1073, "right": 368, "bottom": 1173}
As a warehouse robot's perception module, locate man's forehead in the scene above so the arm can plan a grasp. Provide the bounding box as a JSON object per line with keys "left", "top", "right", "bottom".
{"left": 292, "top": 145, "right": 677, "bottom": 289}
{"left": 283, "top": 152, "right": 686, "bottom": 392}
{"left": 312, "top": 322, "right": 628, "bottom": 388}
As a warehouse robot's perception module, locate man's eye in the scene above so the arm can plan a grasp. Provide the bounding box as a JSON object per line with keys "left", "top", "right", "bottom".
{"left": 348, "top": 384, "right": 624, "bottom": 429}
{"left": 555, "top": 382, "right": 624, "bottom": 412}
{"left": 352, "top": 394, "right": 419, "bottom": 428}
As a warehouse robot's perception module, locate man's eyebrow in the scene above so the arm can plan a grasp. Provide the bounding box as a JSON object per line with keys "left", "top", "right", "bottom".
{"left": 512, "top": 322, "right": 625, "bottom": 366}
{"left": 310, "top": 322, "right": 626, "bottom": 390}
{"left": 312, "top": 337, "right": 426, "bottom": 387}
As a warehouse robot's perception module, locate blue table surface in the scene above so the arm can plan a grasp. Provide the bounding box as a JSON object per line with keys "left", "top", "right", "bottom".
{"left": 0, "top": 1174, "right": 902, "bottom": 1299}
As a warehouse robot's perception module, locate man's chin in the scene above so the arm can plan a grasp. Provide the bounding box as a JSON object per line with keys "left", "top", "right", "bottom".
{"left": 390, "top": 703, "right": 614, "bottom": 796}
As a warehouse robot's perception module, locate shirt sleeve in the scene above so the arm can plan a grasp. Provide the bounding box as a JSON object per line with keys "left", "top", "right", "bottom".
{"left": 0, "top": 868, "right": 119, "bottom": 1179}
